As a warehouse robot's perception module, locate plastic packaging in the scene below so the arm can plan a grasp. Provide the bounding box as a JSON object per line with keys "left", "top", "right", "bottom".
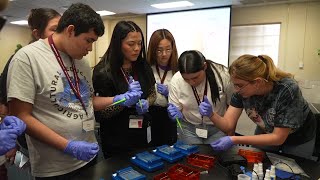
{"left": 112, "top": 166, "right": 146, "bottom": 180}
{"left": 131, "top": 151, "right": 164, "bottom": 172}
{"left": 238, "top": 149, "right": 264, "bottom": 164}
{"left": 153, "top": 172, "right": 170, "bottom": 180}
{"left": 167, "top": 163, "right": 200, "bottom": 180}
{"left": 173, "top": 141, "right": 199, "bottom": 155}
{"left": 152, "top": 145, "right": 184, "bottom": 163}
{"left": 186, "top": 153, "right": 216, "bottom": 170}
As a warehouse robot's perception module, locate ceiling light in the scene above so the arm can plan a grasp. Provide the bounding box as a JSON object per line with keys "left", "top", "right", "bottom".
{"left": 151, "top": 1, "right": 194, "bottom": 9}
{"left": 10, "top": 20, "right": 28, "bottom": 25}
{"left": 96, "top": 10, "right": 115, "bottom": 16}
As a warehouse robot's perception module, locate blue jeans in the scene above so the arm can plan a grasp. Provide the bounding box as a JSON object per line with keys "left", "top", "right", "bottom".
{"left": 254, "top": 127, "right": 316, "bottom": 160}
{"left": 177, "top": 120, "right": 225, "bottom": 144}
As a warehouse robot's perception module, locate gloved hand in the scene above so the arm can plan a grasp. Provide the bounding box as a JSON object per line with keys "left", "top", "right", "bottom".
{"left": 136, "top": 99, "right": 149, "bottom": 115}
{"left": 210, "top": 136, "right": 234, "bottom": 151}
{"left": 156, "top": 83, "right": 169, "bottom": 97}
{"left": 128, "top": 76, "right": 142, "bottom": 95}
{"left": 64, "top": 140, "right": 99, "bottom": 161}
{"left": 0, "top": 116, "right": 26, "bottom": 135}
{"left": 199, "top": 96, "right": 213, "bottom": 118}
{"left": 167, "top": 103, "right": 183, "bottom": 121}
{"left": 0, "top": 129, "right": 18, "bottom": 156}
{"left": 113, "top": 91, "right": 141, "bottom": 107}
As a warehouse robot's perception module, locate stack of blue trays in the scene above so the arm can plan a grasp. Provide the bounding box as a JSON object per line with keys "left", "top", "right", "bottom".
{"left": 173, "top": 141, "right": 199, "bottom": 155}
{"left": 152, "top": 145, "right": 184, "bottom": 163}
{"left": 131, "top": 151, "right": 164, "bottom": 172}
{"left": 112, "top": 166, "right": 146, "bottom": 180}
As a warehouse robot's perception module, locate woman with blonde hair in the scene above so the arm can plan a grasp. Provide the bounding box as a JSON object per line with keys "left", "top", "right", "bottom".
{"left": 200, "top": 54, "right": 317, "bottom": 159}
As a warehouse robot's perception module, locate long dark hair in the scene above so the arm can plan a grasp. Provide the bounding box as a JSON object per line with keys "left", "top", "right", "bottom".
{"left": 178, "top": 50, "right": 220, "bottom": 104}
{"left": 147, "top": 29, "right": 178, "bottom": 73}
{"left": 28, "top": 8, "right": 60, "bottom": 41}
{"left": 95, "top": 21, "right": 154, "bottom": 98}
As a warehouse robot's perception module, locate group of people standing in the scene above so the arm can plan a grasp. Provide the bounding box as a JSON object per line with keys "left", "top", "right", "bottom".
{"left": 0, "top": 2, "right": 317, "bottom": 180}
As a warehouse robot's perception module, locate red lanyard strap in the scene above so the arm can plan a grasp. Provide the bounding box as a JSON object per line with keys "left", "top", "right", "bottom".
{"left": 191, "top": 78, "right": 208, "bottom": 106}
{"left": 120, "top": 66, "right": 138, "bottom": 85}
{"left": 155, "top": 65, "right": 168, "bottom": 84}
{"left": 48, "top": 35, "right": 88, "bottom": 116}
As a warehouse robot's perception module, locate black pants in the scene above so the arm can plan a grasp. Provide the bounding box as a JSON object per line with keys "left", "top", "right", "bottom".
{"left": 149, "top": 106, "right": 177, "bottom": 146}
{"left": 99, "top": 110, "right": 152, "bottom": 158}
{"left": 35, "top": 157, "right": 97, "bottom": 180}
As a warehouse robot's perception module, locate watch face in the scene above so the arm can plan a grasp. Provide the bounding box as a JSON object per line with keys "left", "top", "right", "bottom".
{"left": 0, "top": 16, "right": 6, "bottom": 31}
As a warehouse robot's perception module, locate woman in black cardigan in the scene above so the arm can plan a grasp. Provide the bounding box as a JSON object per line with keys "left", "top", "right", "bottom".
{"left": 93, "top": 21, "right": 156, "bottom": 158}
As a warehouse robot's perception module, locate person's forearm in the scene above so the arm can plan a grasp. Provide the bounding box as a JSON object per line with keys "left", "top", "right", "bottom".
{"left": 210, "top": 112, "right": 234, "bottom": 135}
{"left": 93, "top": 96, "right": 114, "bottom": 111}
{"left": 16, "top": 114, "right": 68, "bottom": 151}
{"left": 231, "top": 133, "right": 286, "bottom": 146}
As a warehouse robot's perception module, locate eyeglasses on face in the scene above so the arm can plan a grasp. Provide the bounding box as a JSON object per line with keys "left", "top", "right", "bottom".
{"left": 233, "top": 81, "right": 252, "bottom": 92}
{"left": 156, "top": 49, "right": 172, "bottom": 56}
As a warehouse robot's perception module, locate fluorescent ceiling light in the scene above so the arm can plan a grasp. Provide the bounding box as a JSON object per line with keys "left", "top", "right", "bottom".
{"left": 96, "top": 10, "right": 115, "bottom": 16}
{"left": 151, "top": 1, "right": 194, "bottom": 9}
{"left": 10, "top": 20, "right": 28, "bottom": 25}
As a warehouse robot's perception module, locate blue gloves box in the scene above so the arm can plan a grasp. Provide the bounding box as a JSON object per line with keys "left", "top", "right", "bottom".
{"left": 152, "top": 145, "right": 184, "bottom": 163}
{"left": 173, "top": 141, "right": 199, "bottom": 155}
{"left": 112, "top": 166, "right": 146, "bottom": 180}
{"left": 131, "top": 151, "right": 164, "bottom": 172}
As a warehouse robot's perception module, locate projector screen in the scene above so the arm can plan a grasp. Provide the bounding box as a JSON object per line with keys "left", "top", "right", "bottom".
{"left": 147, "top": 7, "right": 231, "bottom": 67}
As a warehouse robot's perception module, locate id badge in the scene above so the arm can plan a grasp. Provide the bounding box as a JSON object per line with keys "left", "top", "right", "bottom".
{"left": 129, "top": 115, "right": 143, "bottom": 128}
{"left": 82, "top": 120, "right": 94, "bottom": 132}
{"left": 196, "top": 124, "right": 208, "bottom": 138}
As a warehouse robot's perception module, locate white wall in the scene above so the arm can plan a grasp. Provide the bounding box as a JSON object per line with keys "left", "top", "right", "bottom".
{"left": 232, "top": 2, "right": 320, "bottom": 81}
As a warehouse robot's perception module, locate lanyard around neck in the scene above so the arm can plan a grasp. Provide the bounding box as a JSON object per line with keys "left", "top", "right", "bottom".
{"left": 120, "top": 64, "right": 138, "bottom": 85}
{"left": 191, "top": 78, "right": 208, "bottom": 106}
{"left": 48, "top": 35, "right": 88, "bottom": 116}
{"left": 191, "top": 78, "right": 208, "bottom": 124}
{"left": 155, "top": 64, "right": 169, "bottom": 84}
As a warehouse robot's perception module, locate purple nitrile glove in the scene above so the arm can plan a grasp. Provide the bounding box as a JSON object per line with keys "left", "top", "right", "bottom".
{"left": 114, "top": 91, "right": 141, "bottom": 107}
{"left": 199, "top": 96, "right": 213, "bottom": 118}
{"left": 156, "top": 83, "right": 169, "bottom": 97}
{"left": 210, "top": 136, "right": 234, "bottom": 151}
{"left": 0, "top": 116, "right": 26, "bottom": 135}
{"left": 0, "top": 129, "right": 18, "bottom": 156}
{"left": 64, "top": 140, "right": 99, "bottom": 161}
{"left": 167, "top": 103, "right": 183, "bottom": 121}
{"left": 128, "top": 76, "right": 143, "bottom": 95}
{"left": 135, "top": 99, "right": 149, "bottom": 115}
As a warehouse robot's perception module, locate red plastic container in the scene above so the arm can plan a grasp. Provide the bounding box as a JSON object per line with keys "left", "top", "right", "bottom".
{"left": 238, "top": 149, "right": 264, "bottom": 163}
{"left": 167, "top": 164, "right": 200, "bottom": 180}
{"left": 186, "top": 154, "right": 216, "bottom": 170}
{"left": 153, "top": 172, "right": 170, "bottom": 180}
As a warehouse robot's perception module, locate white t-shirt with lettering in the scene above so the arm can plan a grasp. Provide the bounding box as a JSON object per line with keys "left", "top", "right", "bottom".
{"left": 169, "top": 62, "right": 233, "bottom": 125}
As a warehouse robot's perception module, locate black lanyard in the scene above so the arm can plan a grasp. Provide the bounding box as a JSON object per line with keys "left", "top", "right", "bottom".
{"left": 155, "top": 65, "right": 168, "bottom": 84}
{"left": 191, "top": 78, "right": 208, "bottom": 124}
{"left": 191, "top": 78, "right": 208, "bottom": 106}
{"left": 48, "top": 35, "right": 88, "bottom": 116}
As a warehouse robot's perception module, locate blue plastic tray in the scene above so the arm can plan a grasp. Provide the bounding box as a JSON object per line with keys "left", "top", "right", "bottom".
{"left": 152, "top": 145, "right": 184, "bottom": 163}
{"left": 173, "top": 141, "right": 199, "bottom": 155}
{"left": 112, "top": 166, "right": 146, "bottom": 180}
{"left": 131, "top": 151, "right": 164, "bottom": 172}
